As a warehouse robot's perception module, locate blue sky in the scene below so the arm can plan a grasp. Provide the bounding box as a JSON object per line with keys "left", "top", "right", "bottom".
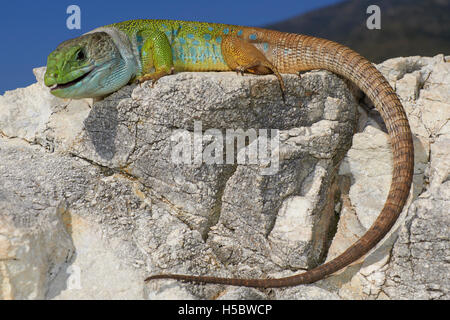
{"left": 0, "top": 0, "right": 342, "bottom": 94}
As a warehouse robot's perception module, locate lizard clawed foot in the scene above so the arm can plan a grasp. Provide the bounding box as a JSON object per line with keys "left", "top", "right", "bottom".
{"left": 235, "top": 62, "right": 260, "bottom": 76}
{"left": 137, "top": 67, "right": 175, "bottom": 88}
{"left": 137, "top": 75, "right": 159, "bottom": 88}
{"left": 236, "top": 66, "right": 247, "bottom": 76}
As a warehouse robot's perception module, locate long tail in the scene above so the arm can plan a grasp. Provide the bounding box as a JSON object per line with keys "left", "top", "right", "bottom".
{"left": 145, "top": 34, "right": 414, "bottom": 288}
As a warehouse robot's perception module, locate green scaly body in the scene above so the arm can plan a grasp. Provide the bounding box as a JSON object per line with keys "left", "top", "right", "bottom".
{"left": 108, "top": 19, "right": 234, "bottom": 72}
{"left": 44, "top": 19, "right": 414, "bottom": 288}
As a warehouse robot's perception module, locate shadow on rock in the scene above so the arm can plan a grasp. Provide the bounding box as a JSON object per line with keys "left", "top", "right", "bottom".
{"left": 83, "top": 103, "right": 118, "bottom": 161}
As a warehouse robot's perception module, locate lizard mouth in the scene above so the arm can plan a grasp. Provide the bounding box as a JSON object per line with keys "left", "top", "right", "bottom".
{"left": 50, "top": 69, "right": 93, "bottom": 91}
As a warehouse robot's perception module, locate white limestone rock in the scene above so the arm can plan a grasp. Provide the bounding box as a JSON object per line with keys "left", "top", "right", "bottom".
{"left": 0, "top": 54, "right": 448, "bottom": 300}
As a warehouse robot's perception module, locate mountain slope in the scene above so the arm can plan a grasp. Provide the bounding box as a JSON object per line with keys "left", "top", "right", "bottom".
{"left": 267, "top": 0, "right": 450, "bottom": 62}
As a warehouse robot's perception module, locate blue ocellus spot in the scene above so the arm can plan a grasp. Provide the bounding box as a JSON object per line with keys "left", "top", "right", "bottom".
{"left": 223, "top": 28, "right": 229, "bottom": 34}
{"left": 187, "top": 33, "right": 195, "bottom": 39}
{"left": 263, "top": 42, "right": 269, "bottom": 52}
{"left": 212, "top": 44, "right": 219, "bottom": 55}
{"left": 171, "top": 47, "right": 178, "bottom": 61}
{"left": 216, "top": 36, "right": 222, "bottom": 43}
{"left": 204, "top": 34, "right": 212, "bottom": 41}
{"left": 208, "top": 27, "right": 214, "bottom": 32}
{"left": 178, "top": 37, "right": 186, "bottom": 44}
{"left": 189, "top": 47, "right": 197, "bottom": 63}
{"left": 249, "top": 33, "right": 257, "bottom": 40}
{"left": 193, "top": 40, "right": 200, "bottom": 46}
{"left": 177, "top": 46, "right": 186, "bottom": 62}
{"left": 237, "top": 30, "right": 243, "bottom": 36}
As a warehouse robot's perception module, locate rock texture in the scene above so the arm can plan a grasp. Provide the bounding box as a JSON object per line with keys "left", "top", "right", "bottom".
{"left": 0, "top": 55, "right": 448, "bottom": 300}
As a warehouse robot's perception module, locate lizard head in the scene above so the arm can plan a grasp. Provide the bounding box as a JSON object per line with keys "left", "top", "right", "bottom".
{"left": 44, "top": 32, "right": 132, "bottom": 99}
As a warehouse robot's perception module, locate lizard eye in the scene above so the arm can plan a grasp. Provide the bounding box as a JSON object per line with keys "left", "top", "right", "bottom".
{"left": 76, "top": 50, "right": 86, "bottom": 61}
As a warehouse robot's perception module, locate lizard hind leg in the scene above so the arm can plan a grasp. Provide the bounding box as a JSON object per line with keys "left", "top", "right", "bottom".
{"left": 221, "top": 36, "right": 286, "bottom": 101}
